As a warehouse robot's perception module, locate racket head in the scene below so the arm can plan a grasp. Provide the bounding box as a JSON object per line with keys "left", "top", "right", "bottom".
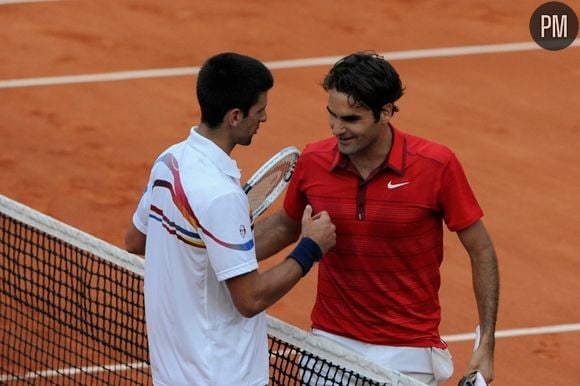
{"left": 243, "top": 146, "right": 300, "bottom": 220}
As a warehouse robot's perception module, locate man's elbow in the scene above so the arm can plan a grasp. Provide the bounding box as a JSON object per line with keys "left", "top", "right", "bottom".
{"left": 238, "top": 308, "right": 260, "bottom": 319}
{"left": 234, "top": 299, "right": 263, "bottom": 318}
{"left": 125, "top": 226, "right": 146, "bottom": 255}
{"left": 126, "top": 242, "right": 145, "bottom": 255}
{"left": 227, "top": 271, "right": 265, "bottom": 318}
{"left": 231, "top": 293, "right": 263, "bottom": 318}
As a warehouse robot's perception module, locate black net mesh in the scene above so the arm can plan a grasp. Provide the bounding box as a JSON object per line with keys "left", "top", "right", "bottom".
{"left": 0, "top": 197, "right": 422, "bottom": 386}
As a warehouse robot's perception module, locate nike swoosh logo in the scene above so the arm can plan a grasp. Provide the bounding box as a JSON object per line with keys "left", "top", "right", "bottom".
{"left": 387, "top": 180, "right": 410, "bottom": 189}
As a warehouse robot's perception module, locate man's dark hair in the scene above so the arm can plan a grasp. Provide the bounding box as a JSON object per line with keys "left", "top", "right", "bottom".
{"left": 322, "top": 51, "right": 404, "bottom": 121}
{"left": 197, "top": 52, "right": 274, "bottom": 128}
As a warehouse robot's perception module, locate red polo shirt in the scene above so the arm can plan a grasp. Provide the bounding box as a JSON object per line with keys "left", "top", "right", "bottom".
{"left": 283, "top": 125, "right": 483, "bottom": 348}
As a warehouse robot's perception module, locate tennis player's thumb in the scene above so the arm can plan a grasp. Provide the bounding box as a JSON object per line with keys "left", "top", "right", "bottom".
{"left": 301, "top": 205, "right": 335, "bottom": 254}
{"left": 302, "top": 204, "right": 313, "bottom": 221}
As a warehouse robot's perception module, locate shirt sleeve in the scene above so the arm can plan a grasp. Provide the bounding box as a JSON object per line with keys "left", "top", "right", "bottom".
{"left": 283, "top": 153, "right": 309, "bottom": 222}
{"left": 198, "top": 191, "right": 258, "bottom": 281}
{"left": 132, "top": 185, "right": 151, "bottom": 234}
{"left": 438, "top": 152, "right": 484, "bottom": 232}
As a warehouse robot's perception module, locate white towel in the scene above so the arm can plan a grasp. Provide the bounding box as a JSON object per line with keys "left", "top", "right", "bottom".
{"left": 473, "top": 371, "right": 487, "bottom": 385}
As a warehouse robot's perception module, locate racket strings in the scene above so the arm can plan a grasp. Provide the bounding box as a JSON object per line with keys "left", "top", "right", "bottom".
{"left": 246, "top": 156, "right": 295, "bottom": 214}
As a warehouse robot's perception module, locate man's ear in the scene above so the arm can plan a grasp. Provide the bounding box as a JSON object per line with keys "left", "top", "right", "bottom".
{"left": 381, "top": 103, "right": 393, "bottom": 122}
{"left": 225, "top": 108, "right": 243, "bottom": 127}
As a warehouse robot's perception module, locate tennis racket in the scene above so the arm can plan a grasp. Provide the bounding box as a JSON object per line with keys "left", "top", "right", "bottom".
{"left": 243, "top": 146, "right": 300, "bottom": 220}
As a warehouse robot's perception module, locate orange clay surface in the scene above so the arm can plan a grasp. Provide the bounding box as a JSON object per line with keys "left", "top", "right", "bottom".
{"left": 1, "top": 1, "right": 580, "bottom": 385}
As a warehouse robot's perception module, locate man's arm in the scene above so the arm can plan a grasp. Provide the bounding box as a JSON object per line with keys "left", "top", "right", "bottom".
{"left": 125, "top": 223, "right": 147, "bottom": 255}
{"left": 457, "top": 219, "right": 499, "bottom": 384}
{"left": 253, "top": 208, "right": 301, "bottom": 261}
{"left": 227, "top": 205, "right": 334, "bottom": 317}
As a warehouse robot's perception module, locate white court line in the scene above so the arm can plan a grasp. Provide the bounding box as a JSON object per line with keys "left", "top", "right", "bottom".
{"left": 1, "top": 323, "right": 579, "bottom": 381}
{"left": 0, "top": 0, "right": 63, "bottom": 4}
{"left": 443, "top": 322, "right": 580, "bottom": 343}
{"left": 0, "top": 361, "right": 148, "bottom": 382}
{"left": 1, "top": 39, "right": 579, "bottom": 89}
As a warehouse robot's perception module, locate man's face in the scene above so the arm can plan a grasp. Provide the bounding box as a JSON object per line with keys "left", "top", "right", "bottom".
{"left": 326, "top": 89, "right": 385, "bottom": 156}
{"left": 235, "top": 92, "right": 268, "bottom": 146}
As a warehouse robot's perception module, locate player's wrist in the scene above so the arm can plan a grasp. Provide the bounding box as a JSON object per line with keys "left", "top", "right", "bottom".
{"left": 288, "top": 237, "right": 322, "bottom": 276}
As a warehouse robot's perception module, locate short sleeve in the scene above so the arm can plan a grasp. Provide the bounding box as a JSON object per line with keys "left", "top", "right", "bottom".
{"left": 198, "top": 191, "right": 258, "bottom": 281}
{"left": 132, "top": 185, "right": 151, "bottom": 234}
{"left": 438, "top": 152, "right": 483, "bottom": 232}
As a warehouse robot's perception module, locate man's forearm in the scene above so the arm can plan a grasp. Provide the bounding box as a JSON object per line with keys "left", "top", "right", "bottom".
{"left": 254, "top": 210, "right": 300, "bottom": 261}
{"left": 471, "top": 243, "right": 499, "bottom": 345}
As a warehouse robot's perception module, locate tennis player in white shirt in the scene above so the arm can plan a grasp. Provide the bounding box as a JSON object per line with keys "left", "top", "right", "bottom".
{"left": 125, "top": 52, "right": 335, "bottom": 386}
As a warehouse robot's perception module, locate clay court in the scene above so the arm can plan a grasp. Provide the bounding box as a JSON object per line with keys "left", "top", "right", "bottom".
{"left": 1, "top": 0, "right": 579, "bottom": 384}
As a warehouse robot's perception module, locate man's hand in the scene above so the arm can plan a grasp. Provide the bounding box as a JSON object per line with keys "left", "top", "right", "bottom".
{"left": 300, "top": 205, "right": 335, "bottom": 254}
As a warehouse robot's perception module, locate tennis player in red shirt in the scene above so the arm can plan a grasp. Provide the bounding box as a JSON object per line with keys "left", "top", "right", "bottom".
{"left": 256, "top": 51, "right": 499, "bottom": 385}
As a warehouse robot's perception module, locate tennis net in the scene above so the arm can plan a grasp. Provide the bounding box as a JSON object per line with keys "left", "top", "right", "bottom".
{"left": 0, "top": 194, "right": 426, "bottom": 385}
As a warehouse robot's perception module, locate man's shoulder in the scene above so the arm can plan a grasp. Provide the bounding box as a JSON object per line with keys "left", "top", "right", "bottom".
{"left": 302, "top": 137, "right": 337, "bottom": 155}
{"left": 403, "top": 131, "right": 456, "bottom": 165}
{"left": 161, "top": 144, "right": 239, "bottom": 197}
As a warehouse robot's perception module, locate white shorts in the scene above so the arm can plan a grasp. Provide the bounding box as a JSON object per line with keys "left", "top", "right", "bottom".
{"left": 301, "top": 329, "right": 453, "bottom": 386}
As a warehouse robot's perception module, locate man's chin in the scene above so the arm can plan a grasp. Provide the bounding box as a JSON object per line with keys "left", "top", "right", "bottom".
{"left": 239, "top": 138, "right": 253, "bottom": 146}
{"left": 337, "top": 143, "right": 354, "bottom": 155}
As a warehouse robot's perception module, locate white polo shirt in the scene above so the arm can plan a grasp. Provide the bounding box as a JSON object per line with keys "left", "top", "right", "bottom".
{"left": 133, "top": 127, "right": 268, "bottom": 386}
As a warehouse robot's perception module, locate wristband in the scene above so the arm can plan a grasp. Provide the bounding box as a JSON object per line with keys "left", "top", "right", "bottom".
{"left": 288, "top": 237, "right": 322, "bottom": 276}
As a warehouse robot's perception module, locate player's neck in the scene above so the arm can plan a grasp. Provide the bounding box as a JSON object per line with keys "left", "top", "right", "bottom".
{"left": 348, "top": 125, "right": 393, "bottom": 178}
{"left": 196, "top": 124, "right": 235, "bottom": 155}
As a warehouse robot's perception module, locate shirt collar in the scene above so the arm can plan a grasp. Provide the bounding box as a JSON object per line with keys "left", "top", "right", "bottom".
{"left": 329, "top": 124, "right": 406, "bottom": 176}
{"left": 186, "top": 126, "right": 241, "bottom": 179}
